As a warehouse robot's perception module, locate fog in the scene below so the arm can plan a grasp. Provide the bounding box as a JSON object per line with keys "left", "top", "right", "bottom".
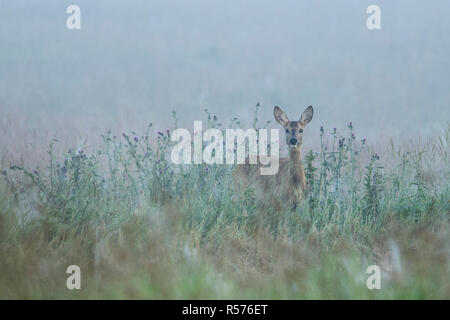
{"left": 1, "top": 0, "right": 449, "bottom": 158}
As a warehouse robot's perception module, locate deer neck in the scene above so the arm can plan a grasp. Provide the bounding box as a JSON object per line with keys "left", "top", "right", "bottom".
{"left": 289, "top": 147, "right": 306, "bottom": 189}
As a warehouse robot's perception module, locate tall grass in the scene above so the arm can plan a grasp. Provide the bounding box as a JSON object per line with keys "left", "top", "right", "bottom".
{"left": 0, "top": 107, "right": 449, "bottom": 299}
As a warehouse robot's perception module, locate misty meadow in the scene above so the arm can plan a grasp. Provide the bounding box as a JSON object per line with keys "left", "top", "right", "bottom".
{"left": 0, "top": 0, "right": 449, "bottom": 299}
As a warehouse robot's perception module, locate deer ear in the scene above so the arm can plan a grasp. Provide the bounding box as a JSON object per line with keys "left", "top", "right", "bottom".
{"left": 300, "top": 106, "right": 313, "bottom": 125}
{"left": 274, "top": 106, "right": 290, "bottom": 127}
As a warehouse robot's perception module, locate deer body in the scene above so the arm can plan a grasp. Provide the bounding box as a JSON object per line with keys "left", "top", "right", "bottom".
{"left": 233, "top": 105, "right": 313, "bottom": 208}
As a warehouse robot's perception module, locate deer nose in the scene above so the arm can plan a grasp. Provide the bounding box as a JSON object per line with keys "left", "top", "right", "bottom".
{"left": 289, "top": 138, "right": 298, "bottom": 145}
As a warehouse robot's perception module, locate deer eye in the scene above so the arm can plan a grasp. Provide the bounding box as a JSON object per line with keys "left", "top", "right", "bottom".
{"left": 285, "top": 129, "right": 289, "bottom": 133}
{"left": 299, "top": 129, "right": 303, "bottom": 133}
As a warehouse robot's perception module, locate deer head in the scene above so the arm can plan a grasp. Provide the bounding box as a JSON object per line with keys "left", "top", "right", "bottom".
{"left": 274, "top": 105, "right": 314, "bottom": 148}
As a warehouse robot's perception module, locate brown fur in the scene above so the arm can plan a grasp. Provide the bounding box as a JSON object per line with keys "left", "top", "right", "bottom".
{"left": 233, "top": 105, "right": 313, "bottom": 208}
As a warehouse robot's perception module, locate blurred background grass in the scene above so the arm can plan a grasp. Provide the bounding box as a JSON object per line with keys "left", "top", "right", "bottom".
{"left": 1, "top": 0, "right": 450, "bottom": 164}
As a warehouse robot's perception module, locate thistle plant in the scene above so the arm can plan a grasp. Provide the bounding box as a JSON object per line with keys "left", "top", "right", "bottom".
{"left": 362, "top": 153, "right": 384, "bottom": 225}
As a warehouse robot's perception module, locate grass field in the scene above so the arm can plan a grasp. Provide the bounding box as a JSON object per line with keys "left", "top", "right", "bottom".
{"left": 0, "top": 108, "right": 449, "bottom": 299}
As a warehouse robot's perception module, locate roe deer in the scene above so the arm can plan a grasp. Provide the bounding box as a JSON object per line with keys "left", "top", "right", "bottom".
{"left": 233, "top": 105, "right": 314, "bottom": 208}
